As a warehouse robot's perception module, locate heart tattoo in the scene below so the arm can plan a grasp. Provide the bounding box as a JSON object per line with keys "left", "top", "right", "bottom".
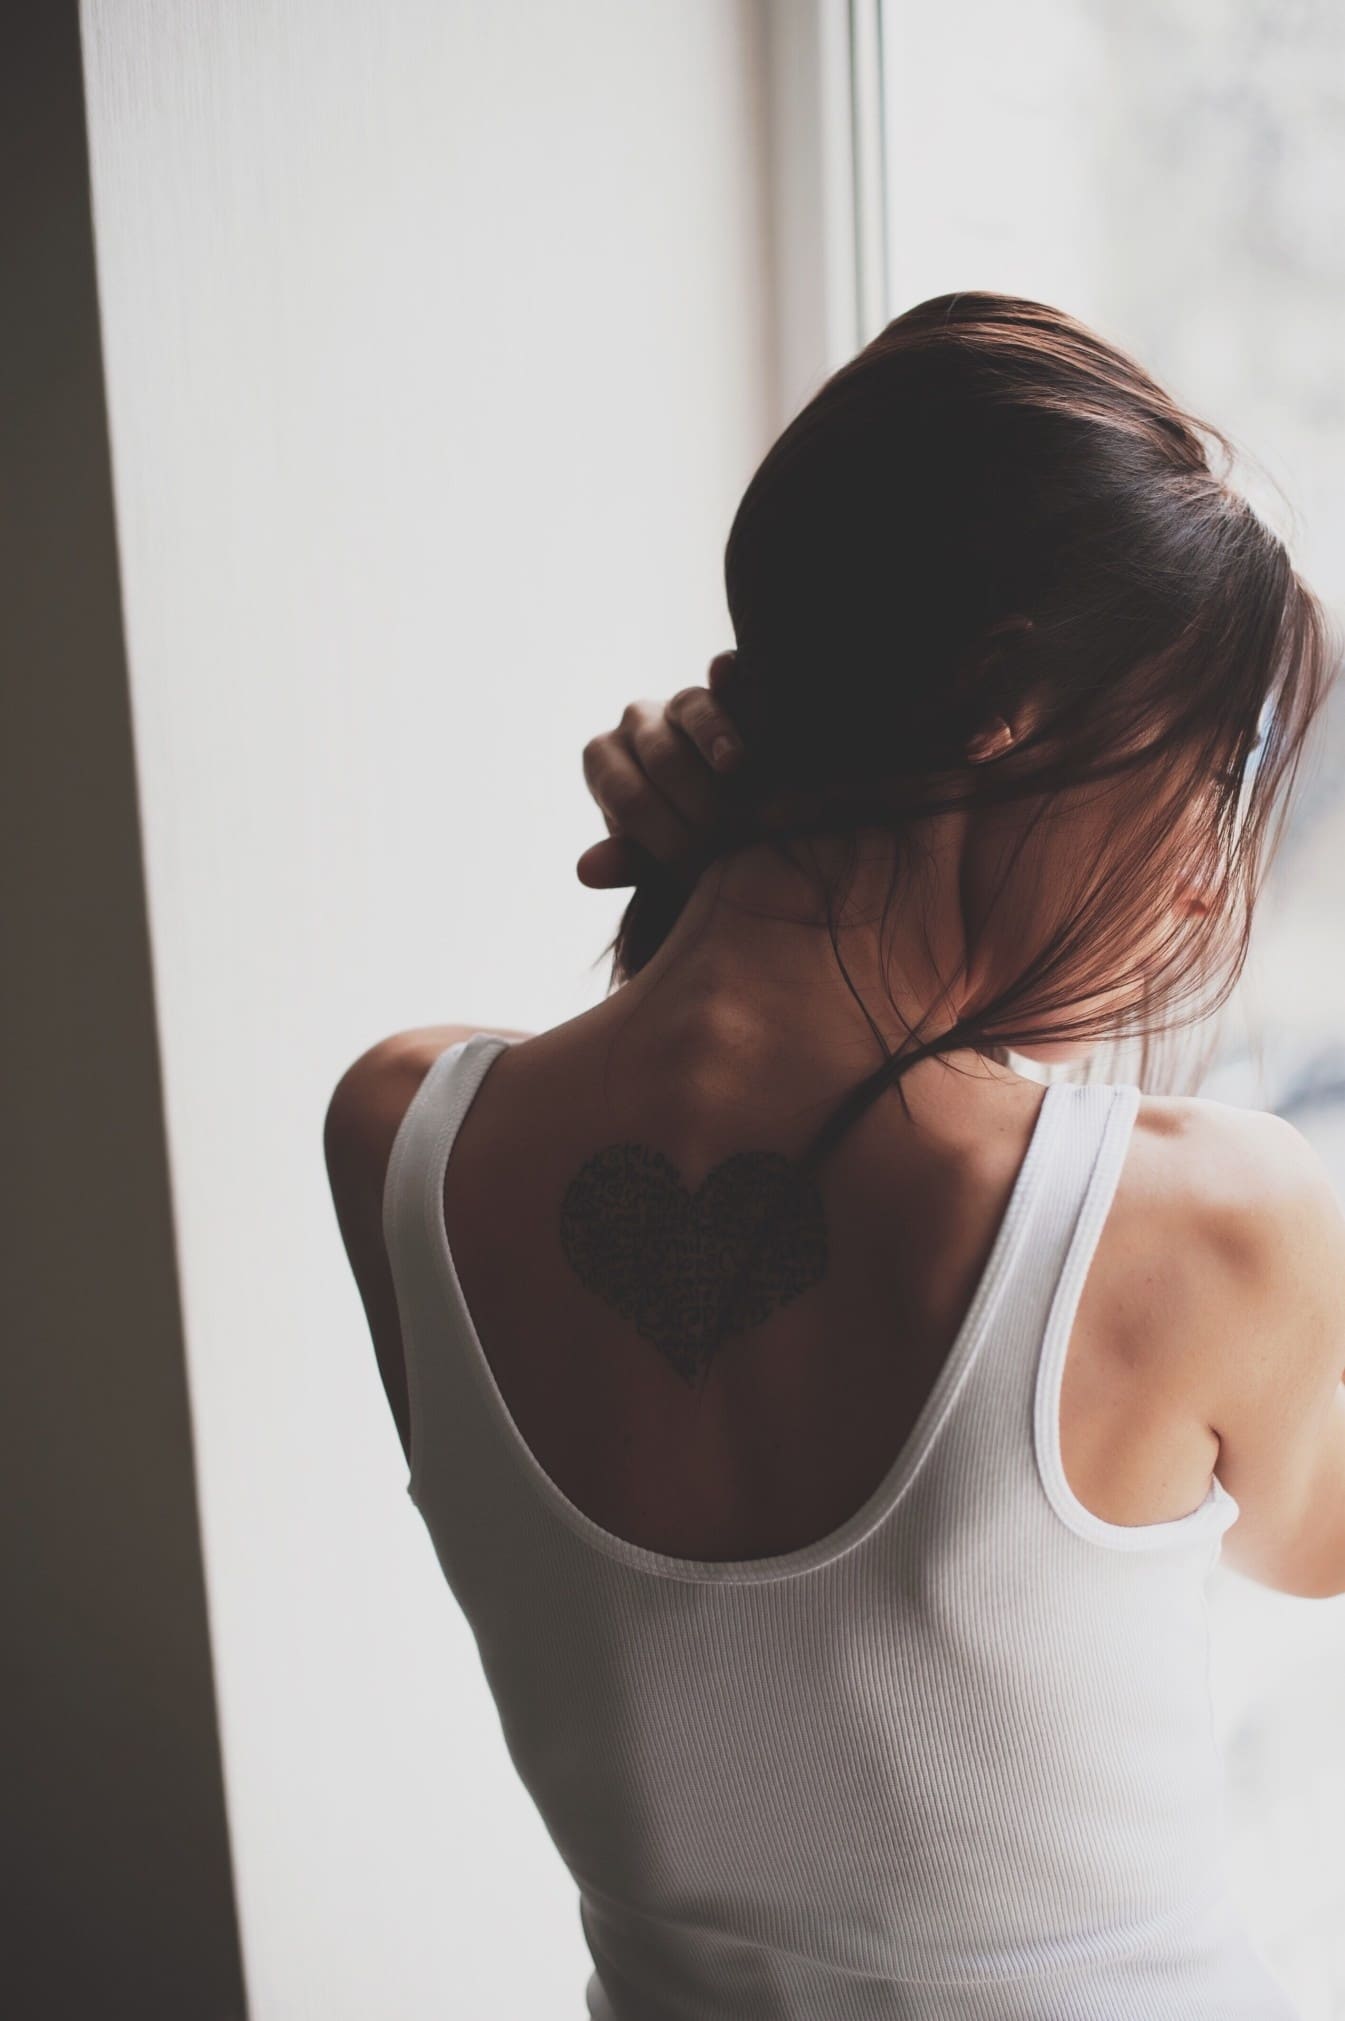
{"left": 559, "top": 1143, "right": 828, "bottom": 1386}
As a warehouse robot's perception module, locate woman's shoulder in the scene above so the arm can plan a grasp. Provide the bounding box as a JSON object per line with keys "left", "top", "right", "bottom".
{"left": 1075, "top": 1087, "right": 1315, "bottom": 1426}
{"left": 1117, "top": 1089, "right": 1320, "bottom": 1367}
{"left": 1131, "top": 1086, "right": 1320, "bottom": 1240}
{"left": 325, "top": 1021, "right": 534, "bottom": 1156}
{"left": 322, "top": 1022, "right": 535, "bottom": 1321}
{"left": 1133, "top": 1084, "right": 1300, "bottom": 1157}
{"left": 322, "top": 1022, "right": 537, "bottom": 1466}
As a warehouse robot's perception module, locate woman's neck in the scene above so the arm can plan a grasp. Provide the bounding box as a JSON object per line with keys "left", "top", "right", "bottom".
{"left": 609, "top": 825, "right": 1025, "bottom": 1094}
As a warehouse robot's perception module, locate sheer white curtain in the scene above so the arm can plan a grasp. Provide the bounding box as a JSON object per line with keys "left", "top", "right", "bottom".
{"left": 877, "top": 4, "right": 1345, "bottom": 2011}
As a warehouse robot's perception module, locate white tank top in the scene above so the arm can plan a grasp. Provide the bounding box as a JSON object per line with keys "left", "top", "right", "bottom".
{"left": 383, "top": 1031, "right": 1300, "bottom": 2019}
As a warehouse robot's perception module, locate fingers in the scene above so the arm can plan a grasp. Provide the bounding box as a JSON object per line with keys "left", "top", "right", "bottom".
{"left": 706, "top": 649, "right": 737, "bottom": 697}
{"left": 577, "top": 652, "right": 748, "bottom": 889}
{"left": 582, "top": 706, "right": 697, "bottom": 866}
{"left": 628, "top": 704, "right": 721, "bottom": 831}
{"left": 575, "top": 834, "right": 644, "bottom": 888}
{"left": 666, "top": 682, "right": 742, "bottom": 772}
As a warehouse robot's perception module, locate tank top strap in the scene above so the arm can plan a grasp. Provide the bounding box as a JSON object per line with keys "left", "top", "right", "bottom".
{"left": 953, "top": 1078, "right": 1140, "bottom": 1415}
{"left": 1031, "top": 1079, "right": 1143, "bottom": 1403}
{"left": 382, "top": 1032, "right": 517, "bottom": 1507}
{"left": 381, "top": 1036, "right": 467, "bottom": 1323}
{"left": 928, "top": 1078, "right": 1143, "bottom": 1528}
{"left": 1026, "top": 1077, "right": 1142, "bottom": 1325}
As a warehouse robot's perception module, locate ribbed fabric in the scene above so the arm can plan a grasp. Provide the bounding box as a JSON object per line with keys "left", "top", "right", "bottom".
{"left": 383, "top": 1032, "right": 1300, "bottom": 2020}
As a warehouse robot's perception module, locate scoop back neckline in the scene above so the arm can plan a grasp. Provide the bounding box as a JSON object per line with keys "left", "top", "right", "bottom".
{"left": 413, "top": 1031, "right": 1075, "bottom": 1586}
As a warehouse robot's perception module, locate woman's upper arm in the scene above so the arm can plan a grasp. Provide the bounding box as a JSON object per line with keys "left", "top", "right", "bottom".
{"left": 1206, "top": 1109, "right": 1345, "bottom": 1600}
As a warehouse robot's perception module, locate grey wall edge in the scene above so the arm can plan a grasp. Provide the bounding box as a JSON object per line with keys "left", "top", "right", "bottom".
{"left": 0, "top": 9, "right": 249, "bottom": 2018}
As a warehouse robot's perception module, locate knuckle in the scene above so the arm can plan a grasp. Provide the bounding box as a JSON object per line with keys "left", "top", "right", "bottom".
{"left": 668, "top": 685, "right": 732, "bottom": 752}
{"left": 619, "top": 699, "right": 656, "bottom": 735}
{"left": 632, "top": 724, "right": 682, "bottom": 784}
{"left": 601, "top": 769, "right": 643, "bottom": 815}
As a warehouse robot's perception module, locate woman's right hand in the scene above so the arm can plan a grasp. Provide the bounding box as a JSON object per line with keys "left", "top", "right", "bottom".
{"left": 576, "top": 651, "right": 746, "bottom": 889}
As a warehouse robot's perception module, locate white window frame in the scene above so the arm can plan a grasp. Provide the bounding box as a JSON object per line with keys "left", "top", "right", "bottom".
{"left": 763, "top": 0, "right": 891, "bottom": 425}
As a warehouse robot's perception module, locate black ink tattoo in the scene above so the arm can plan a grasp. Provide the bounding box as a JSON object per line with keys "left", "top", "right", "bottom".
{"left": 559, "top": 1144, "right": 828, "bottom": 1387}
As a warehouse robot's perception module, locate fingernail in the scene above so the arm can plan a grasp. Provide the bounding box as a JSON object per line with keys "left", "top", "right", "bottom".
{"left": 711, "top": 736, "right": 741, "bottom": 769}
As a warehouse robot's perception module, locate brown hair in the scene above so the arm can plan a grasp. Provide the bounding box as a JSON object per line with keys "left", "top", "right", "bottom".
{"left": 601, "top": 291, "right": 1337, "bottom": 1176}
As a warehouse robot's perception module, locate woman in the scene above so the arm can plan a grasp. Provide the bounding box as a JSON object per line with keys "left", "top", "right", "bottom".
{"left": 325, "top": 293, "right": 1345, "bottom": 2017}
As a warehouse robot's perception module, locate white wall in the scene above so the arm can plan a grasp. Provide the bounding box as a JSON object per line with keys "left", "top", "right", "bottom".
{"left": 79, "top": 3, "right": 778, "bottom": 2013}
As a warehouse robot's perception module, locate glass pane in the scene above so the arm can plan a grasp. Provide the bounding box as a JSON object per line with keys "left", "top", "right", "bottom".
{"left": 880, "top": 0, "right": 1345, "bottom": 1078}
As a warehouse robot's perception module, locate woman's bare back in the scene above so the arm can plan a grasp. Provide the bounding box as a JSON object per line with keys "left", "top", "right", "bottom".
{"left": 429, "top": 1010, "right": 1236, "bottom": 1565}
